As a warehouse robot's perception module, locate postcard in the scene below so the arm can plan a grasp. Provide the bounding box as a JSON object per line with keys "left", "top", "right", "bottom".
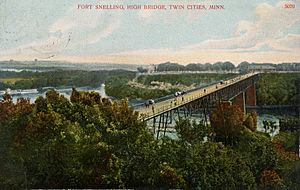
{"left": 0, "top": 0, "right": 300, "bottom": 189}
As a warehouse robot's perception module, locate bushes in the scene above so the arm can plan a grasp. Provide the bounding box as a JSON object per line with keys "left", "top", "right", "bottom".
{"left": 279, "top": 118, "right": 299, "bottom": 132}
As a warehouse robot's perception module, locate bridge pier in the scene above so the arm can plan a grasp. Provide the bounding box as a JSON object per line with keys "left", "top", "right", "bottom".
{"left": 233, "top": 92, "right": 246, "bottom": 113}
{"left": 232, "top": 84, "right": 256, "bottom": 113}
{"left": 246, "top": 84, "right": 256, "bottom": 106}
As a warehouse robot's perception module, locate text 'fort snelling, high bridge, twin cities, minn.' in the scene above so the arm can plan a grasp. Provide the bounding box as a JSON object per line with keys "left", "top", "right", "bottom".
{"left": 77, "top": 4, "right": 225, "bottom": 10}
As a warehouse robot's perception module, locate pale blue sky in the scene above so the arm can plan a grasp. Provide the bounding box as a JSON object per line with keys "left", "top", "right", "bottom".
{"left": 0, "top": 0, "right": 299, "bottom": 64}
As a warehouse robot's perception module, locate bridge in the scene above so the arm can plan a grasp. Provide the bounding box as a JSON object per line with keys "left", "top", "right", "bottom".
{"left": 134, "top": 72, "right": 259, "bottom": 138}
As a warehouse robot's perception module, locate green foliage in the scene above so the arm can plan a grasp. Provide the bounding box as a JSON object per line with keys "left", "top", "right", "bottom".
{"left": 213, "top": 61, "right": 235, "bottom": 71}
{"left": 159, "top": 162, "right": 186, "bottom": 188}
{"left": 210, "top": 103, "right": 287, "bottom": 186}
{"left": 279, "top": 118, "right": 299, "bottom": 132}
{"left": 175, "top": 119, "right": 212, "bottom": 144}
{"left": 1, "top": 89, "right": 148, "bottom": 188}
{"left": 0, "top": 70, "right": 134, "bottom": 90}
{"left": 156, "top": 61, "right": 235, "bottom": 72}
{"left": 234, "top": 131, "right": 281, "bottom": 183}
{"left": 243, "top": 112, "right": 257, "bottom": 132}
{"left": 172, "top": 117, "right": 256, "bottom": 188}
{"left": 237, "top": 61, "right": 250, "bottom": 73}
{"left": 183, "top": 142, "right": 255, "bottom": 188}
{"left": 273, "top": 131, "right": 298, "bottom": 152}
{"left": 1, "top": 89, "right": 299, "bottom": 189}
{"left": 0, "top": 95, "right": 33, "bottom": 189}
{"left": 256, "top": 73, "right": 300, "bottom": 105}
{"left": 105, "top": 75, "right": 176, "bottom": 99}
{"left": 259, "top": 169, "right": 284, "bottom": 188}
{"left": 278, "top": 160, "right": 300, "bottom": 188}
{"left": 156, "top": 62, "right": 186, "bottom": 71}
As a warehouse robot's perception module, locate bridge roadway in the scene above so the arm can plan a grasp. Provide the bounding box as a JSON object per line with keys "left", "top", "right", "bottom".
{"left": 135, "top": 72, "right": 259, "bottom": 120}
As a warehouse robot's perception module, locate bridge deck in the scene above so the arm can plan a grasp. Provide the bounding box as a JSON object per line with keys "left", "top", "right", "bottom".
{"left": 135, "top": 72, "right": 258, "bottom": 120}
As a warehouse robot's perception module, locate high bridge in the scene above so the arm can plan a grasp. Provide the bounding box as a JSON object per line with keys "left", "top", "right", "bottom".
{"left": 134, "top": 72, "right": 259, "bottom": 138}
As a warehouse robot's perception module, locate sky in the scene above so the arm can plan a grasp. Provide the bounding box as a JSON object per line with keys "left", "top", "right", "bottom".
{"left": 0, "top": 0, "right": 299, "bottom": 65}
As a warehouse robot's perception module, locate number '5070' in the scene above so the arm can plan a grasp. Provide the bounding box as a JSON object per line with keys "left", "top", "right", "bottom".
{"left": 284, "top": 4, "right": 295, "bottom": 8}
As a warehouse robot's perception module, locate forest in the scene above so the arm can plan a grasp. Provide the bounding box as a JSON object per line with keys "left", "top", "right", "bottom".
{"left": 256, "top": 73, "right": 300, "bottom": 105}
{"left": 0, "top": 70, "right": 135, "bottom": 90}
{"left": 0, "top": 89, "right": 299, "bottom": 189}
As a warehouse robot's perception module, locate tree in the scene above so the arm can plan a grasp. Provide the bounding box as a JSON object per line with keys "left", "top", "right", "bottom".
{"left": 175, "top": 118, "right": 212, "bottom": 144}
{"left": 159, "top": 162, "right": 186, "bottom": 188}
{"left": 184, "top": 142, "right": 255, "bottom": 188}
{"left": 237, "top": 61, "right": 250, "bottom": 73}
{"left": 1, "top": 90, "right": 137, "bottom": 188}
{"left": 211, "top": 62, "right": 235, "bottom": 71}
{"left": 223, "top": 61, "right": 235, "bottom": 71}
{"left": 0, "top": 95, "right": 33, "bottom": 189}
{"left": 156, "top": 62, "right": 185, "bottom": 72}
{"left": 137, "top": 67, "right": 148, "bottom": 73}
{"left": 185, "top": 63, "right": 206, "bottom": 71}
{"left": 243, "top": 112, "right": 257, "bottom": 132}
{"left": 234, "top": 131, "right": 281, "bottom": 184}
{"left": 259, "top": 169, "right": 283, "bottom": 188}
{"left": 3, "top": 88, "right": 298, "bottom": 188}
{"left": 210, "top": 103, "right": 245, "bottom": 145}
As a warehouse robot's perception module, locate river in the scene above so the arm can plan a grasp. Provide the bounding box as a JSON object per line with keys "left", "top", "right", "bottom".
{"left": 8, "top": 84, "right": 107, "bottom": 103}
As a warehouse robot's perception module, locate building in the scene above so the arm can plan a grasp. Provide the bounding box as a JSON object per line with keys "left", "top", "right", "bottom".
{"left": 147, "top": 64, "right": 156, "bottom": 73}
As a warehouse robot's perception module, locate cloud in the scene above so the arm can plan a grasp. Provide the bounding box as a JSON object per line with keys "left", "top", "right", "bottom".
{"left": 2, "top": 1, "right": 122, "bottom": 59}
{"left": 90, "top": 1, "right": 299, "bottom": 64}
{"left": 85, "top": 19, "right": 121, "bottom": 44}
{"left": 1, "top": 0, "right": 299, "bottom": 64}
{"left": 183, "top": 2, "right": 300, "bottom": 53}
{"left": 271, "top": 34, "right": 300, "bottom": 52}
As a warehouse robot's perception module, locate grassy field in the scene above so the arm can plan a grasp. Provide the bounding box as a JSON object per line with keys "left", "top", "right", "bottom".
{"left": 0, "top": 78, "right": 31, "bottom": 84}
